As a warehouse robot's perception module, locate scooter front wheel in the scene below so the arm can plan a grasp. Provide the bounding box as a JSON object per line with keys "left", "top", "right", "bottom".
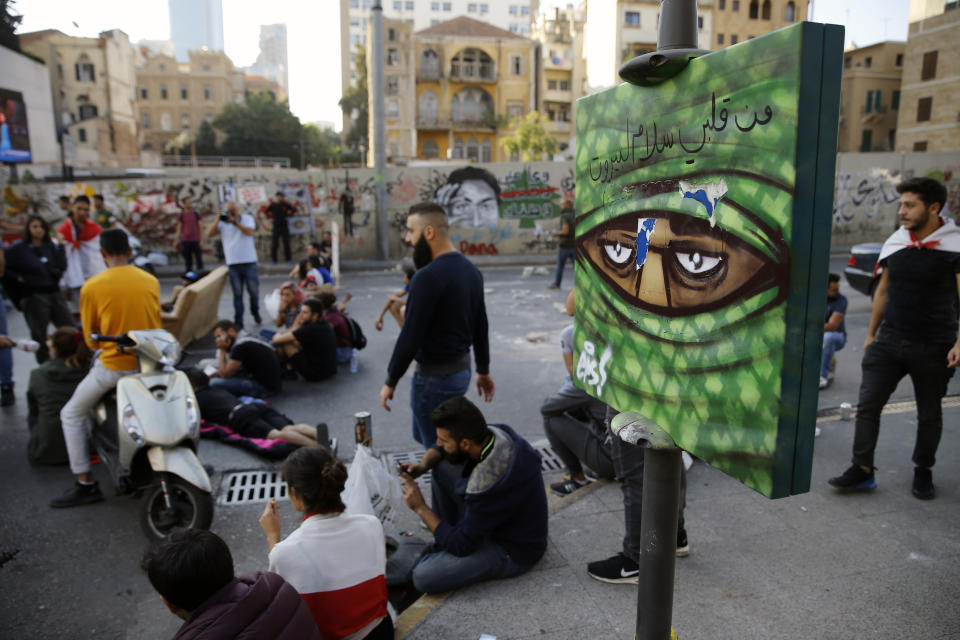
{"left": 140, "top": 474, "right": 214, "bottom": 541}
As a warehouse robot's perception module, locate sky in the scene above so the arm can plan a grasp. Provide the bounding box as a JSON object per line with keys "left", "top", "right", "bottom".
{"left": 15, "top": 0, "right": 911, "bottom": 131}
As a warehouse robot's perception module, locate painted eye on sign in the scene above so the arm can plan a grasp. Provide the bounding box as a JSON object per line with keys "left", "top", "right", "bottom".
{"left": 574, "top": 22, "right": 844, "bottom": 498}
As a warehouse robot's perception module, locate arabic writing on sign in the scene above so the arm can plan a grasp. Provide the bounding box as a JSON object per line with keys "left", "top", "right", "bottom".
{"left": 589, "top": 92, "right": 775, "bottom": 184}
{"left": 576, "top": 340, "right": 613, "bottom": 397}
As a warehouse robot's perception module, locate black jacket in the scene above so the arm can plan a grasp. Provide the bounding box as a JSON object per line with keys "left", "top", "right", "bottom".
{"left": 4, "top": 240, "right": 67, "bottom": 303}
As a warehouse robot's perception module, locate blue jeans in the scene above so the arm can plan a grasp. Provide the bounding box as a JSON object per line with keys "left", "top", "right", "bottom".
{"left": 412, "top": 538, "right": 529, "bottom": 594}
{"left": 228, "top": 262, "right": 260, "bottom": 326}
{"left": 336, "top": 346, "right": 353, "bottom": 364}
{"left": 410, "top": 368, "right": 471, "bottom": 447}
{"left": 553, "top": 247, "right": 575, "bottom": 287}
{"left": 0, "top": 289, "right": 12, "bottom": 386}
{"left": 210, "top": 374, "right": 270, "bottom": 398}
{"left": 820, "top": 331, "right": 846, "bottom": 379}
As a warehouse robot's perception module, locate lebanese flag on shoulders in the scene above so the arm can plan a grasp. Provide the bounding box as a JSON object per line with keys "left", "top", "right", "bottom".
{"left": 875, "top": 217, "right": 960, "bottom": 276}
{"left": 58, "top": 218, "right": 106, "bottom": 288}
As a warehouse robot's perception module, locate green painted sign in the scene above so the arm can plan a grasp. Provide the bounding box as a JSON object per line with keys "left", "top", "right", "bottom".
{"left": 573, "top": 23, "right": 843, "bottom": 498}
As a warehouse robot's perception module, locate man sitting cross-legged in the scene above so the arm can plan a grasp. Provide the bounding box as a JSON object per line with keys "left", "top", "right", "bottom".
{"left": 186, "top": 368, "right": 323, "bottom": 448}
{"left": 272, "top": 297, "right": 337, "bottom": 381}
{"left": 398, "top": 396, "right": 547, "bottom": 594}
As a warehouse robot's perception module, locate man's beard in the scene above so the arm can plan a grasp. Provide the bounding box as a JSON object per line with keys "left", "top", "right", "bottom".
{"left": 412, "top": 234, "right": 433, "bottom": 270}
{"left": 443, "top": 447, "right": 467, "bottom": 465}
{"left": 827, "top": 294, "right": 838, "bottom": 301}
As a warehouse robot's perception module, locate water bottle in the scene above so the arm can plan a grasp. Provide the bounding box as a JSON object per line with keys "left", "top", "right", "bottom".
{"left": 15, "top": 339, "right": 40, "bottom": 352}
{"left": 349, "top": 348, "right": 358, "bottom": 374}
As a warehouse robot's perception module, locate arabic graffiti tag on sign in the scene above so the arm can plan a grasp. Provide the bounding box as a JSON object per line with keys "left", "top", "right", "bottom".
{"left": 500, "top": 168, "right": 560, "bottom": 228}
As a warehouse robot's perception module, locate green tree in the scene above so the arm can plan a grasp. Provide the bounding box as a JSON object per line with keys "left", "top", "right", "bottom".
{"left": 164, "top": 131, "right": 192, "bottom": 155}
{"left": 213, "top": 91, "right": 302, "bottom": 164}
{"left": 300, "top": 124, "right": 342, "bottom": 167}
{"left": 499, "top": 111, "right": 559, "bottom": 162}
{"left": 195, "top": 120, "right": 217, "bottom": 155}
{"left": 338, "top": 45, "right": 368, "bottom": 152}
{"left": 1, "top": 0, "right": 22, "bottom": 52}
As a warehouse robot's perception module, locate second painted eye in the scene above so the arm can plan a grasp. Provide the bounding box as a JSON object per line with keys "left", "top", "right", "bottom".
{"left": 603, "top": 241, "right": 633, "bottom": 265}
{"left": 675, "top": 250, "right": 723, "bottom": 277}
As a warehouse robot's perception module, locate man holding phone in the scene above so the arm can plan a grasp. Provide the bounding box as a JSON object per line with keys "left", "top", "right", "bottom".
{"left": 208, "top": 201, "right": 261, "bottom": 327}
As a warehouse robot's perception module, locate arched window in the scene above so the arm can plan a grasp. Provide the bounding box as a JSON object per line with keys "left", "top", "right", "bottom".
{"left": 480, "top": 139, "right": 492, "bottom": 163}
{"left": 749, "top": 0, "right": 759, "bottom": 19}
{"left": 420, "top": 49, "right": 439, "bottom": 78}
{"left": 466, "top": 136, "right": 479, "bottom": 161}
{"left": 450, "top": 48, "right": 495, "bottom": 80}
{"left": 421, "top": 139, "right": 439, "bottom": 158}
{"left": 450, "top": 88, "right": 493, "bottom": 124}
{"left": 761, "top": 0, "right": 771, "bottom": 19}
{"left": 453, "top": 137, "right": 464, "bottom": 159}
{"left": 75, "top": 53, "right": 95, "bottom": 82}
{"left": 418, "top": 91, "right": 438, "bottom": 124}
{"left": 785, "top": 1, "right": 796, "bottom": 21}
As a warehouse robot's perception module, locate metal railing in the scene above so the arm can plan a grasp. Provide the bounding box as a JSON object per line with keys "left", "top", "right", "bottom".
{"left": 161, "top": 155, "right": 291, "bottom": 168}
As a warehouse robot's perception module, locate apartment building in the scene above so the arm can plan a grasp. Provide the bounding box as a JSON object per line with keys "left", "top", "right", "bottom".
{"left": 531, "top": 4, "right": 586, "bottom": 156}
{"left": 895, "top": 6, "right": 960, "bottom": 152}
{"left": 366, "top": 18, "right": 417, "bottom": 163}
{"left": 710, "top": 0, "right": 806, "bottom": 49}
{"left": 838, "top": 41, "right": 906, "bottom": 152}
{"left": 19, "top": 29, "right": 140, "bottom": 166}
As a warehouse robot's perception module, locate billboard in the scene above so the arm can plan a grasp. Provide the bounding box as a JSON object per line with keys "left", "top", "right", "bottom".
{"left": 0, "top": 88, "right": 32, "bottom": 163}
{"left": 573, "top": 23, "right": 843, "bottom": 498}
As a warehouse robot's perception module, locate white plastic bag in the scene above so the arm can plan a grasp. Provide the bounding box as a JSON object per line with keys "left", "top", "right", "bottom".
{"left": 342, "top": 445, "right": 405, "bottom": 530}
{"left": 263, "top": 288, "right": 281, "bottom": 321}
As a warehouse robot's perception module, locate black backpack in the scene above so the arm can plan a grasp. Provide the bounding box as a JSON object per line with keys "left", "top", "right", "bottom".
{"left": 344, "top": 315, "right": 367, "bottom": 350}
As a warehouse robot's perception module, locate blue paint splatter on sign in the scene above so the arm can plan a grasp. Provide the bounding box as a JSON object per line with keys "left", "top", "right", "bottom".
{"left": 635, "top": 218, "right": 657, "bottom": 270}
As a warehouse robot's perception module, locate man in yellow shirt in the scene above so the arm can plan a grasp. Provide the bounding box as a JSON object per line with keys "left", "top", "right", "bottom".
{"left": 51, "top": 229, "right": 161, "bottom": 508}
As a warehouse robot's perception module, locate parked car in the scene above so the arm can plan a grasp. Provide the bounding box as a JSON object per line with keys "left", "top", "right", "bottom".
{"left": 843, "top": 242, "right": 883, "bottom": 296}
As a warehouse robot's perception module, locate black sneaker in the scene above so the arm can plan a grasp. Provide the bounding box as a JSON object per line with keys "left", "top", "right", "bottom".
{"left": 828, "top": 464, "right": 877, "bottom": 491}
{"left": 50, "top": 482, "right": 104, "bottom": 508}
{"left": 0, "top": 384, "right": 13, "bottom": 407}
{"left": 587, "top": 553, "right": 639, "bottom": 584}
{"left": 252, "top": 311, "right": 262, "bottom": 325}
{"left": 676, "top": 527, "right": 690, "bottom": 558}
{"left": 550, "top": 476, "right": 590, "bottom": 496}
{"left": 912, "top": 467, "right": 935, "bottom": 500}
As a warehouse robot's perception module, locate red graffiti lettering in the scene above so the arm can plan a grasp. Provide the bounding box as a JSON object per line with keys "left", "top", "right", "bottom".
{"left": 459, "top": 241, "right": 499, "bottom": 255}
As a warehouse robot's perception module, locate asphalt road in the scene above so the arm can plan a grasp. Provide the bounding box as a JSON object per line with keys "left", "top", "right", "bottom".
{"left": 0, "top": 256, "right": 956, "bottom": 639}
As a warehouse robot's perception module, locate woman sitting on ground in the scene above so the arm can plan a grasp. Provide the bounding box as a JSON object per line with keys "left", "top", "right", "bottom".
{"left": 27, "top": 327, "right": 93, "bottom": 464}
{"left": 298, "top": 255, "right": 332, "bottom": 294}
{"left": 261, "top": 281, "right": 305, "bottom": 342}
{"left": 258, "top": 446, "right": 392, "bottom": 640}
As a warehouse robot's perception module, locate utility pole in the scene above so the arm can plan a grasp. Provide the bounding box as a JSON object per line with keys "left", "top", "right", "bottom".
{"left": 371, "top": 0, "right": 389, "bottom": 260}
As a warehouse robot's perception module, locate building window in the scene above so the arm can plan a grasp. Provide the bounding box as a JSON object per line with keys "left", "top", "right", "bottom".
{"left": 350, "top": 0, "right": 359, "bottom": 6}
{"left": 431, "top": 19, "right": 439, "bottom": 25}
{"left": 480, "top": 3, "right": 489, "bottom": 13}
{"left": 718, "top": 0, "right": 725, "bottom": 8}
{"left": 388, "top": 28, "right": 396, "bottom": 41}
{"left": 386, "top": 76, "right": 399, "bottom": 95}
{"left": 418, "top": 90, "right": 438, "bottom": 123}
{"left": 865, "top": 56, "right": 872, "bottom": 68}
{"left": 181, "top": 113, "right": 190, "bottom": 130}
{"left": 180, "top": 84, "right": 188, "bottom": 100}
{"left": 466, "top": 136, "right": 479, "bottom": 161}
{"left": 625, "top": 11, "right": 640, "bottom": 26}
{"left": 860, "top": 129, "right": 872, "bottom": 152}
{"left": 732, "top": 0, "right": 740, "bottom": 11}
{"left": 521, "top": 5, "right": 529, "bottom": 15}
{"left": 548, "top": 79, "right": 557, "bottom": 90}
{"left": 481, "top": 139, "right": 492, "bottom": 162}
{"left": 450, "top": 48, "right": 495, "bottom": 80}
{"left": 452, "top": 137, "right": 463, "bottom": 159}
{"left": 431, "top": 1, "right": 439, "bottom": 9}
{"left": 731, "top": 34, "right": 738, "bottom": 44}
{"left": 865, "top": 90, "right": 873, "bottom": 113}
{"left": 160, "top": 84, "right": 168, "bottom": 100}
{"left": 913, "top": 141, "right": 928, "bottom": 152}
{"left": 450, "top": 87, "right": 493, "bottom": 123}
{"left": 405, "top": 1, "right": 414, "bottom": 9}
{"left": 717, "top": 33, "right": 724, "bottom": 45}
{"left": 142, "top": 113, "right": 151, "bottom": 129}
{"left": 393, "top": 0, "right": 401, "bottom": 10}
{"left": 75, "top": 55, "right": 95, "bottom": 82}
{"left": 387, "top": 99, "right": 399, "bottom": 118}
{"left": 895, "top": 53, "right": 903, "bottom": 67}
{"left": 892, "top": 90, "right": 900, "bottom": 110}
{"left": 921, "top": 51, "right": 938, "bottom": 80}
{"left": 387, "top": 48, "right": 399, "bottom": 65}
{"left": 698, "top": 16, "right": 704, "bottom": 28}
{"left": 140, "top": 85, "right": 148, "bottom": 99}
{"left": 161, "top": 113, "right": 171, "bottom": 131}
{"left": 510, "top": 55, "right": 522, "bottom": 75}
{"left": 785, "top": 1, "right": 796, "bottom": 21}
{"left": 468, "top": 3, "right": 477, "bottom": 12}
{"left": 761, "top": 0, "right": 771, "bottom": 19}
{"left": 422, "top": 139, "right": 439, "bottom": 158}
{"left": 560, "top": 79, "right": 569, "bottom": 91}
{"left": 844, "top": 56, "right": 850, "bottom": 69}
{"left": 159, "top": 63, "right": 166, "bottom": 71}
{"left": 420, "top": 49, "right": 440, "bottom": 78}
{"left": 916, "top": 97, "right": 932, "bottom": 122}
{"left": 749, "top": 1, "right": 759, "bottom": 19}
{"left": 204, "top": 84, "right": 212, "bottom": 100}
{"left": 79, "top": 103, "right": 98, "bottom": 120}
{"left": 875, "top": 90, "right": 882, "bottom": 111}
{"left": 77, "top": 127, "right": 87, "bottom": 143}
{"left": 509, "top": 4, "right": 517, "bottom": 14}
{"left": 443, "top": 2, "right": 451, "bottom": 10}
{"left": 202, "top": 64, "right": 210, "bottom": 71}
{"left": 506, "top": 102, "right": 523, "bottom": 120}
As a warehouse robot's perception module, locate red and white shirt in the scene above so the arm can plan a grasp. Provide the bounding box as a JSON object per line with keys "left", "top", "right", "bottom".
{"left": 268, "top": 512, "right": 388, "bottom": 640}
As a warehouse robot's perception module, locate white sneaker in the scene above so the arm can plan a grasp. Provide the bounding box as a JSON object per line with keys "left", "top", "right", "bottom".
{"left": 819, "top": 377, "right": 829, "bottom": 389}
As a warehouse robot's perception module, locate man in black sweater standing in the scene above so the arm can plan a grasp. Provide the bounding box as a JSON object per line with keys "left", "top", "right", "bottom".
{"left": 380, "top": 202, "right": 495, "bottom": 448}
{"left": 268, "top": 191, "right": 295, "bottom": 264}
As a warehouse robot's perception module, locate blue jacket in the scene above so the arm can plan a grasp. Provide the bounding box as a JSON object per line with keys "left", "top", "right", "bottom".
{"left": 433, "top": 424, "right": 548, "bottom": 566}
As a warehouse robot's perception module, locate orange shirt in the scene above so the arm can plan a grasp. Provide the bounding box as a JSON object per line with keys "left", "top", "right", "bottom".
{"left": 80, "top": 265, "right": 162, "bottom": 370}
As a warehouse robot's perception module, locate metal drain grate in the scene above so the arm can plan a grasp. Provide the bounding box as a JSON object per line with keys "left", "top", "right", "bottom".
{"left": 220, "top": 443, "right": 567, "bottom": 506}
{"left": 219, "top": 469, "right": 287, "bottom": 506}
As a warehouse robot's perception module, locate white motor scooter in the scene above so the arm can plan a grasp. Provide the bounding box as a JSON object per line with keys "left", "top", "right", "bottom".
{"left": 90, "top": 329, "right": 214, "bottom": 540}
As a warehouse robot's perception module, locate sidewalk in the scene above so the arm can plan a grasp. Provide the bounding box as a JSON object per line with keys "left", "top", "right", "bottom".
{"left": 397, "top": 403, "right": 960, "bottom": 639}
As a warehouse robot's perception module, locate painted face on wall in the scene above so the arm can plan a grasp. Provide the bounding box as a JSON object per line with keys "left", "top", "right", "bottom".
{"left": 435, "top": 168, "right": 501, "bottom": 229}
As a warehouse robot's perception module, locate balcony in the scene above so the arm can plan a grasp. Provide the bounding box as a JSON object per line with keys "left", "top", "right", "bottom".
{"left": 416, "top": 116, "right": 449, "bottom": 129}
{"left": 449, "top": 63, "right": 497, "bottom": 84}
{"left": 543, "top": 89, "right": 573, "bottom": 103}
{"left": 417, "top": 68, "right": 442, "bottom": 82}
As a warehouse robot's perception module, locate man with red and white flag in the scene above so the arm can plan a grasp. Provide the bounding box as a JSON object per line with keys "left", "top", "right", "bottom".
{"left": 830, "top": 177, "right": 960, "bottom": 500}
{"left": 57, "top": 195, "right": 106, "bottom": 308}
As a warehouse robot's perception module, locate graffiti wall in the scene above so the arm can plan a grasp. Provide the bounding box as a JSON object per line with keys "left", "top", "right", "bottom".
{"left": 1, "top": 163, "right": 576, "bottom": 262}
{"left": 832, "top": 151, "right": 960, "bottom": 245}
